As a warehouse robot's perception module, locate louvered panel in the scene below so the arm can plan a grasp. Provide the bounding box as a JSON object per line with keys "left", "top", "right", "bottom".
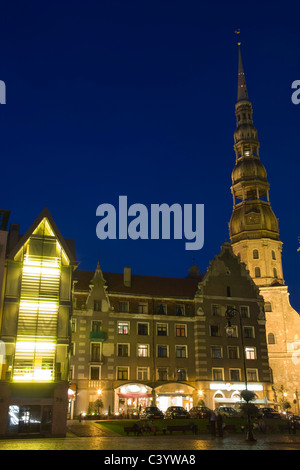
{"left": 13, "top": 246, "right": 61, "bottom": 382}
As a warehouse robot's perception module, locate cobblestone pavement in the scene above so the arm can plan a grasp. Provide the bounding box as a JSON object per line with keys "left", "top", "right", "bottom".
{"left": 0, "top": 421, "right": 299, "bottom": 451}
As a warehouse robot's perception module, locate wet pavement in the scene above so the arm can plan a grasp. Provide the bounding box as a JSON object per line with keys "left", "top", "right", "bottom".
{"left": 0, "top": 420, "right": 299, "bottom": 451}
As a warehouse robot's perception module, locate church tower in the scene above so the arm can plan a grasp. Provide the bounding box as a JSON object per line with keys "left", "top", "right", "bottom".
{"left": 229, "top": 43, "right": 300, "bottom": 408}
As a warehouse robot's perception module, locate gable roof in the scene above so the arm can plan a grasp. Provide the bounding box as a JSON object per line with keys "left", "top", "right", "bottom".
{"left": 7, "top": 207, "right": 77, "bottom": 265}
{"left": 74, "top": 269, "right": 204, "bottom": 299}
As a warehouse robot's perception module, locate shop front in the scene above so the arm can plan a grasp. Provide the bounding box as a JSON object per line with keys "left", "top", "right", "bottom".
{"left": 155, "top": 383, "right": 195, "bottom": 412}
{"left": 115, "top": 383, "right": 153, "bottom": 417}
{"left": 209, "top": 382, "right": 274, "bottom": 409}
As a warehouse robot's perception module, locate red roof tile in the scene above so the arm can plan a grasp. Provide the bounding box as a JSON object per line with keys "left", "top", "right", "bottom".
{"left": 74, "top": 270, "right": 203, "bottom": 298}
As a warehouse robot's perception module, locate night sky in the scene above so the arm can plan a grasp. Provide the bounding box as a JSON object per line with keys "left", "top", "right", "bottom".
{"left": 1, "top": 0, "right": 300, "bottom": 311}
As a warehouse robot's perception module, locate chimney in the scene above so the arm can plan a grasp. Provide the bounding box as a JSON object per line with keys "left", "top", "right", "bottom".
{"left": 123, "top": 267, "right": 131, "bottom": 287}
{"left": 7, "top": 223, "right": 20, "bottom": 252}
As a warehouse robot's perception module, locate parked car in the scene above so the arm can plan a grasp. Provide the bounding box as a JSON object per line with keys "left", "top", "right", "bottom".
{"left": 214, "top": 406, "right": 239, "bottom": 417}
{"left": 189, "top": 406, "right": 211, "bottom": 419}
{"left": 259, "top": 407, "right": 282, "bottom": 419}
{"left": 165, "top": 406, "right": 190, "bottom": 419}
{"left": 139, "top": 406, "right": 164, "bottom": 420}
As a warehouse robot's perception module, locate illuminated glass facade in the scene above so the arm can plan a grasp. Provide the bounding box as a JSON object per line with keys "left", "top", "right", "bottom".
{"left": 13, "top": 219, "right": 64, "bottom": 382}
{"left": 0, "top": 209, "right": 77, "bottom": 437}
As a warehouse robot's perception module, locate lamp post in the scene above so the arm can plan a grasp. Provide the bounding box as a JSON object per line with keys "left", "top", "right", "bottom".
{"left": 225, "top": 307, "right": 256, "bottom": 442}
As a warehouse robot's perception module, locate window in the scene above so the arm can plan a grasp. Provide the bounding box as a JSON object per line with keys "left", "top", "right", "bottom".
{"left": 176, "top": 305, "right": 185, "bottom": 316}
{"left": 71, "top": 318, "right": 77, "bottom": 333}
{"left": 175, "top": 345, "right": 187, "bottom": 358}
{"left": 91, "top": 343, "right": 101, "bottom": 362}
{"left": 117, "top": 344, "right": 129, "bottom": 357}
{"left": 210, "top": 325, "right": 220, "bottom": 337}
{"left": 118, "top": 322, "right": 129, "bottom": 335}
{"left": 273, "top": 268, "right": 278, "bottom": 278}
{"left": 247, "top": 369, "right": 258, "bottom": 382}
{"left": 227, "top": 286, "right": 231, "bottom": 297}
{"left": 92, "top": 320, "right": 101, "bottom": 332}
{"left": 253, "top": 249, "right": 259, "bottom": 259}
{"left": 90, "top": 366, "right": 100, "bottom": 380}
{"left": 211, "top": 346, "right": 222, "bottom": 359}
{"left": 245, "top": 347, "right": 256, "bottom": 360}
{"left": 137, "top": 367, "right": 149, "bottom": 381}
{"left": 229, "top": 369, "right": 241, "bottom": 381}
{"left": 243, "top": 326, "right": 255, "bottom": 339}
{"left": 212, "top": 304, "right": 221, "bottom": 316}
{"left": 137, "top": 323, "right": 149, "bottom": 335}
{"left": 157, "top": 368, "right": 168, "bottom": 381}
{"left": 117, "top": 367, "right": 129, "bottom": 380}
{"left": 137, "top": 344, "right": 149, "bottom": 357}
{"left": 255, "top": 267, "right": 261, "bottom": 278}
{"left": 138, "top": 302, "right": 148, "bottom": 314}
{"left": 176, "top": 369, "right": 186, "bottom": 381}
{"left": 157, "top": 304, "right": 167, "bottom": 315}
{"left": 228, "top": 346, "right": 239, "bottom": 359}
{"left": 157, "top": 345, "right": 168, "bottom": 358}
{"left": 175, "top": 324, "right": 186, "bottom": 337}
{"left": 268, "top": 333, "right": 276, "bottom": 344}
{"left": 272, "top": 250, "right": 276, "bottom": 260}
{"left": 157, "top": 324, "right": 167, "bottom": 336}
{"left": 265, "top": 302, "right": 272, "bottom": 312}
{"left": 212, "top": 368, "right": 223, "bottom": 381}
{"left": 69, "top": 366, "right": 74, "bottom": 380}
{"left": 240, "top": 306, "right": 250, "bottom": 318}
{"left": 94, "top": 300, "right": 101, "bottom": 311}
{"left": 119, "top": 301, "right": 129, "bottom": 313}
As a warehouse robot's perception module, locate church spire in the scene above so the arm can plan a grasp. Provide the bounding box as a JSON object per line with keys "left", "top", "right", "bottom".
{"left": 229, "top": 42, "right": 283, "bottom": 287}
{"left": 237, "top": 43, "right": 249, "bottom": 102}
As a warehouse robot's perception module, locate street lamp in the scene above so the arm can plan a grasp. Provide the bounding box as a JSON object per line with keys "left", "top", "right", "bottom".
{"left": 225, "top": 306, "right": 256, "bottom": 442}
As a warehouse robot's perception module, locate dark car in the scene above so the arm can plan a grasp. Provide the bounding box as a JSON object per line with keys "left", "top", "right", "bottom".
{"left": 139, "top": 406, "right": 164, "bottom": 420}
{"left": 259, "top": 407, "right": 282, "bottom": 419}
{"left": 165, "top": 406, "right": 190, "bottom": 419}
{"left": 189, "top": 406, "right": 211, "bottom": 419}
{"left": 214, "top": 406, "right": 239, "bottom": 417}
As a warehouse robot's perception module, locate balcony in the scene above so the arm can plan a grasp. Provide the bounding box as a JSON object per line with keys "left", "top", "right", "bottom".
{"left": 89, "top": 331, "right": 106, "bottom": 342}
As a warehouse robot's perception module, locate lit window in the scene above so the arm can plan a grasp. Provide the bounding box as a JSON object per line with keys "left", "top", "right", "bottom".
{"left": 245, "top": 347, "right": 256, "bottom": 360}
{"left": 137, "top": 344, "right": 149, "bottom": 357}
{"left": 118, "top": 322, "right": 129, "bottom": 335}
{"left": 176, "top": 324, "right": 186, "bottom": 337}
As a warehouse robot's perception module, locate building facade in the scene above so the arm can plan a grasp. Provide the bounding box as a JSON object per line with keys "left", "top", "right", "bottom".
{"left": 229, "top": 44, "right": 300, "bottom": 405}
{"left": 0, "top": 208, "right": 77, "bottom": 437}
{"left": 69, "top": 242, "right": 273, "bottom": 417}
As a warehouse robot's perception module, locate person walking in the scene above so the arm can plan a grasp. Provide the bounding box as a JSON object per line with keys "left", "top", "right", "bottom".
{"left": 209, "top": 410, "right": 217, "bottom": 436}
{"left": 216, "top": 412, "right": 223, "bottom": 437}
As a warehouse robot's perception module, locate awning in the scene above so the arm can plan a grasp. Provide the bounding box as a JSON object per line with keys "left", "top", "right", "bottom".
{"left": 214, "top": 398, "right": 275, "bottom": 405}
{"left": 118, "top": 393, "right": 153, "bottom": 398}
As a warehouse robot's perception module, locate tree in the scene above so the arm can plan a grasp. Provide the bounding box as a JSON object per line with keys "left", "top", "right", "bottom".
{"left": 239, "top": 389, "right": 257, "bottom": 441}
{"left": 94, "top": 398, "right": 104, "bottom": 416}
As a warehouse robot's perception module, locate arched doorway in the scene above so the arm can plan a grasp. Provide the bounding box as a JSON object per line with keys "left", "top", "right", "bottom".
{"left": 114, "top": 383, "right": 153, "bottom": 417}
{"left": 155, "top": 383, "right": 196, "bottom": 412}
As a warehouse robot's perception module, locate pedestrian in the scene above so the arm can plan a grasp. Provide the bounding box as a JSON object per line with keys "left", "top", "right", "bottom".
{"left": 209, "top": 410, "right": 216, "bottom": 436}
{"left": 216, "top": 412, "right": 223, "bottom": 437}
{"left": 258, "top": 418, "right": 266, "bottom": 433}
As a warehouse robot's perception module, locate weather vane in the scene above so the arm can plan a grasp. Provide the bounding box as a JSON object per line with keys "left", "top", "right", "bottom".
{"left": 234, "top": 29, "right": 241, "bottom": 46}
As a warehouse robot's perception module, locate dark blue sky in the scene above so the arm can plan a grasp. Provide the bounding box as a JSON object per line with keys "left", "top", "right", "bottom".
{"left": 1, "top": 0, "right": 300, "bottom": 310}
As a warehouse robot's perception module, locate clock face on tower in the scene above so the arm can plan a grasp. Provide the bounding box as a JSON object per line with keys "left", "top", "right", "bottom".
{"left": 246, "top": 214, "right": 260, "bottom": 225}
